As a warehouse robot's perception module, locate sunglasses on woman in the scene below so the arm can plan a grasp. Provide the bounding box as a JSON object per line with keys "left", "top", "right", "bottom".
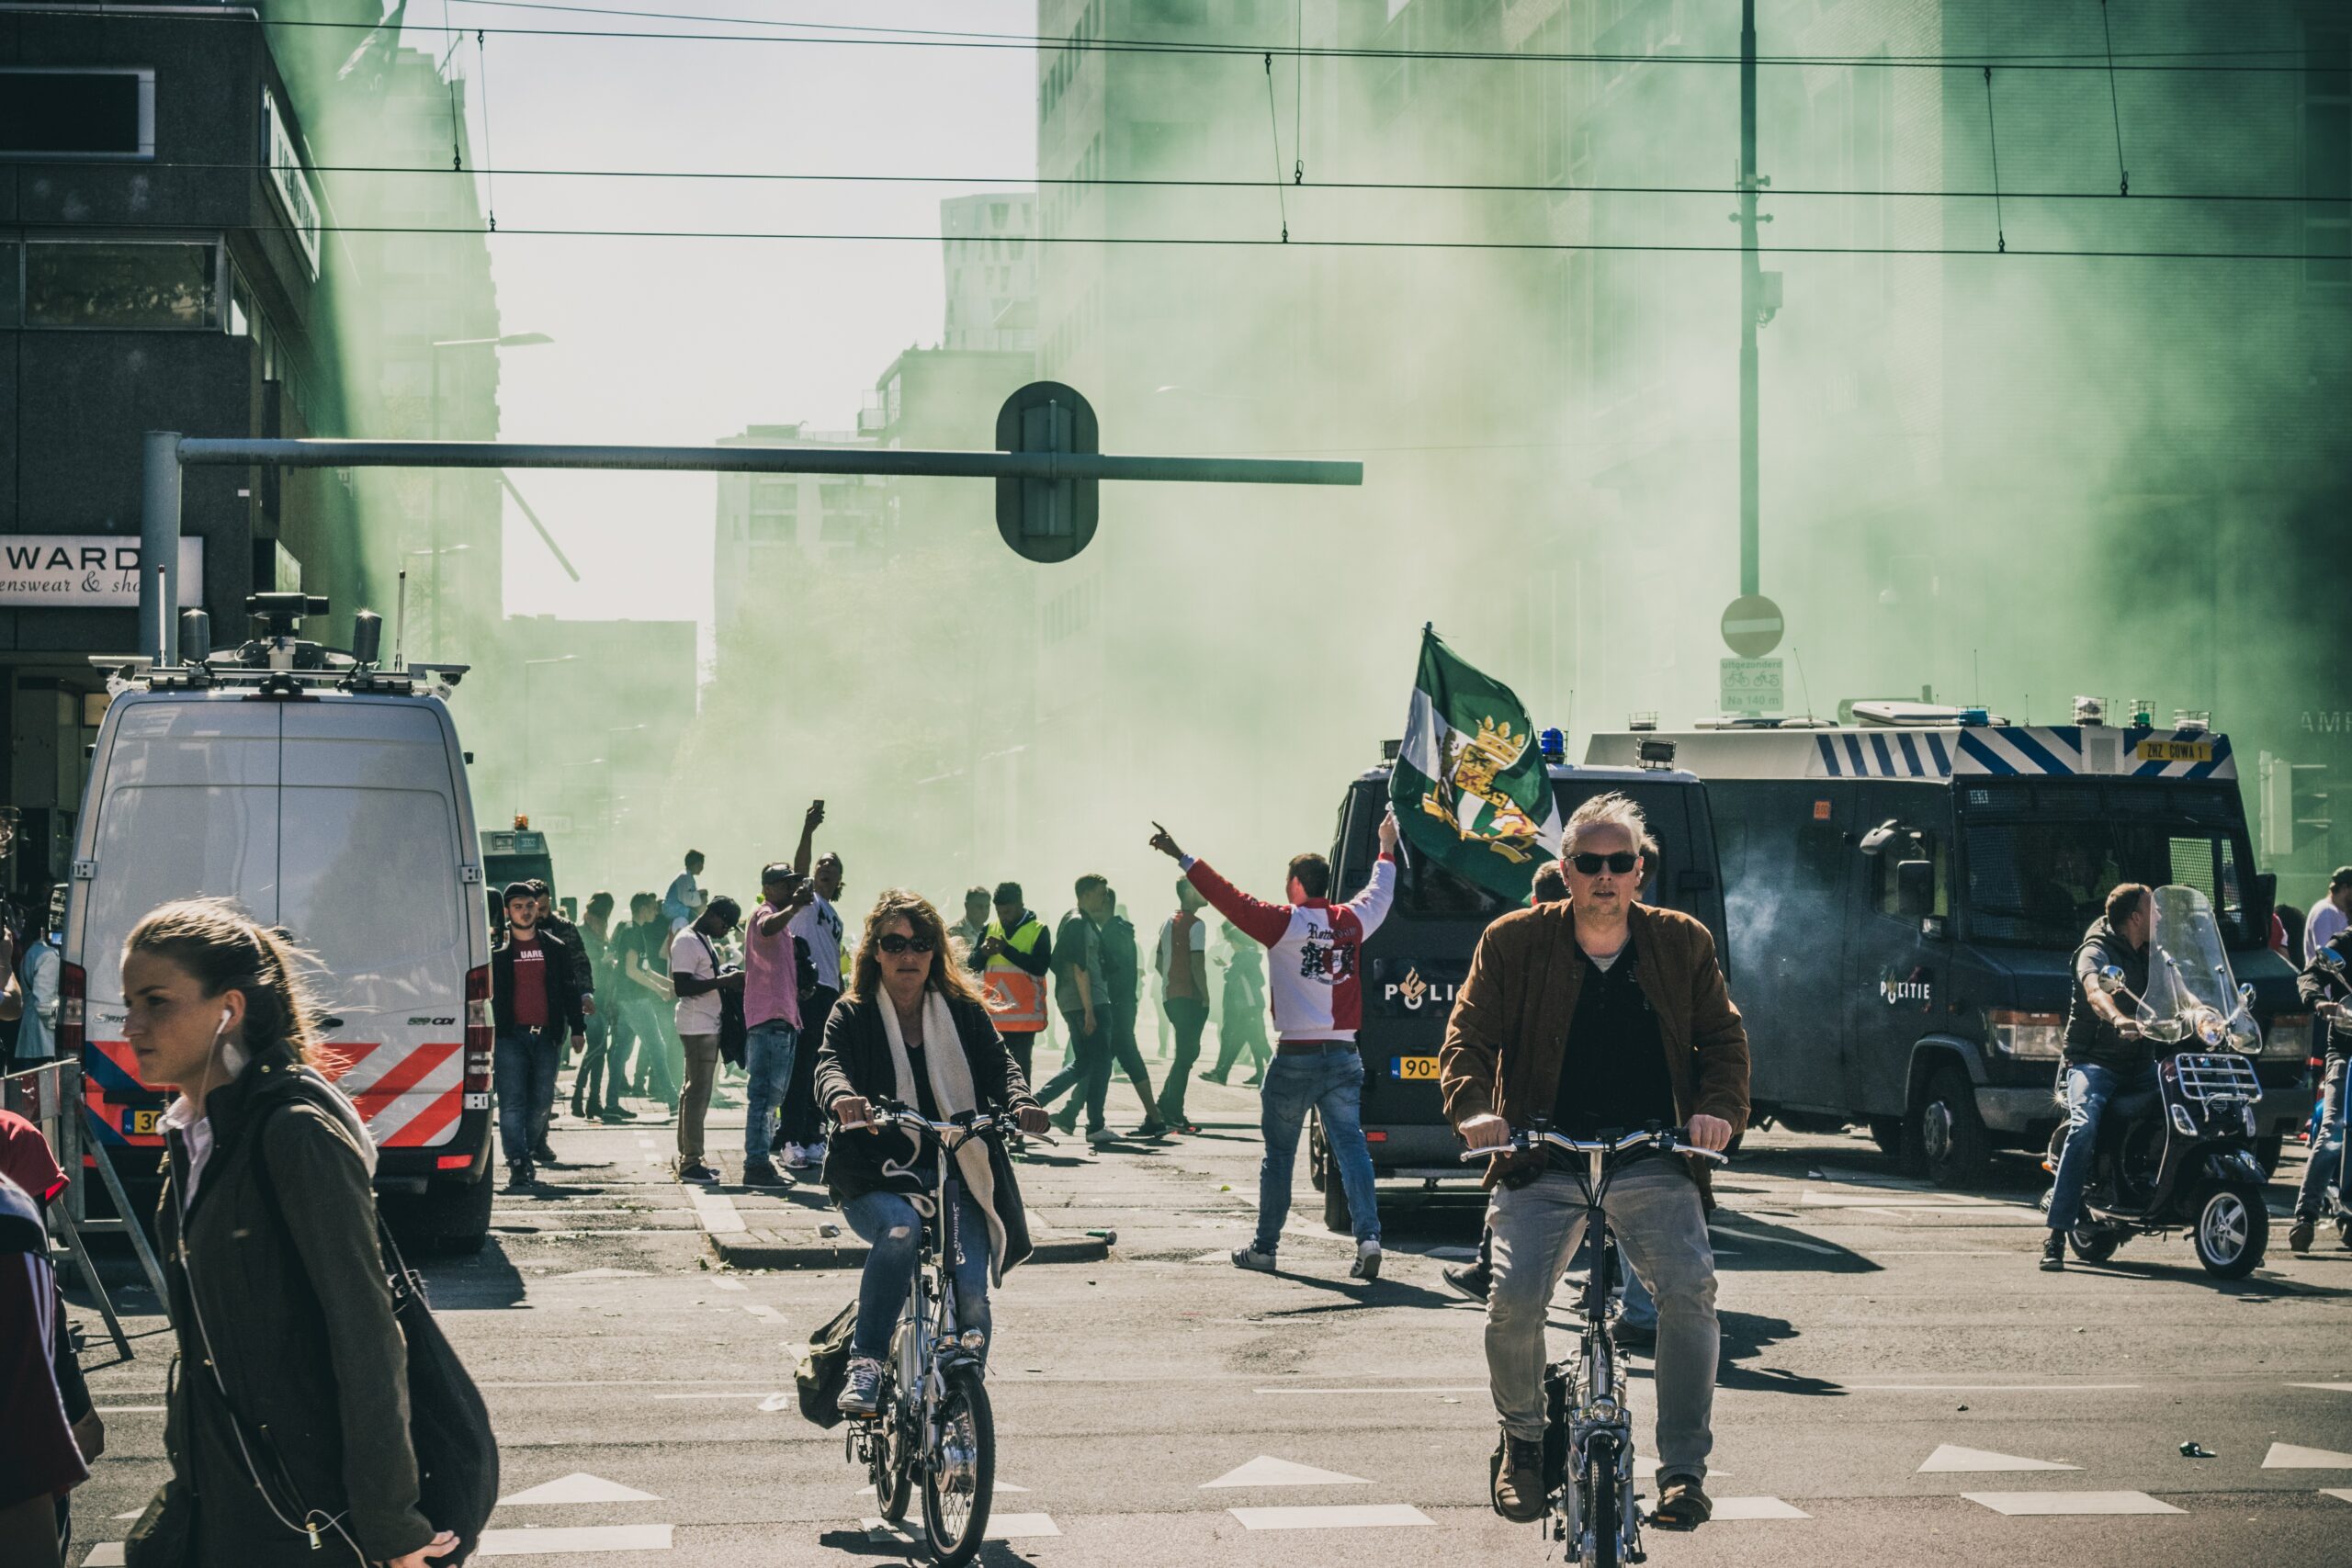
{"left": 1570, "top": 852, "right": 1641, "bottom": 875}
{"left": 876, "top": 932, "right": 936, "bottom": 954}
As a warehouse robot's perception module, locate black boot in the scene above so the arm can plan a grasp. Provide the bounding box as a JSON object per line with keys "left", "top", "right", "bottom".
{"left": 2040, "top": 1230, "right": 2066, "bottom": 1270}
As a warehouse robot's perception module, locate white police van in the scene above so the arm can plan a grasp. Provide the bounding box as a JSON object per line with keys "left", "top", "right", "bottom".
{"left": 1588, "top": 703, "right": 2312, "bottom": 1187}
{"left": 62, "top": 596, "right": 497, "bottom": 1251}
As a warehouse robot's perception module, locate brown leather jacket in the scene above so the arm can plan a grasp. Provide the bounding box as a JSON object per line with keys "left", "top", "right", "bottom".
{"left": 1438, "top": 900, "right": 1751, "bottom": 1207}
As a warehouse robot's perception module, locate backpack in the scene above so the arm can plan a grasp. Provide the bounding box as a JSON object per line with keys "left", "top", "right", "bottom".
{"left": 794, "top": 1299, "right": 861, "bottom": 1428}
{"left": 697, "top": 932, "right": 750, "bottom": 1066}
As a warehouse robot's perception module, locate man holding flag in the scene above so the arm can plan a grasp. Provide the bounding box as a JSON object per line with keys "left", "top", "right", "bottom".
{"left": 1148, "top": 812, "right": 1399, "bottom": 1282}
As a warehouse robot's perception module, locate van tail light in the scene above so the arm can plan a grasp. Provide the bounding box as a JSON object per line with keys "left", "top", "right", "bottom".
{"left": 1363, "top": 1130, "right": 1388, "bottom": 1144}
{"left": 464, "top": 964, "right": 493, "bottom": 1094}
{"left": 59, "top": 963, "right": 86, "bottom": 1056}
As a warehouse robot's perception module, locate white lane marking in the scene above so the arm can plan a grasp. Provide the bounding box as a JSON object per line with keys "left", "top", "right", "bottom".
{"left": 650, "top": 1392, "right": 781, "bottom": 1401}
{"left": 1962, "top": 1492, "right": 2182, "bottom": 1517}
{"left": 1228, "top": 1505, "right": 1435, "bottom": 1530}
{"left": 742, "top": 1303, "right": 790, "bottom": 1325}
{"left": 863, "top": 1513, "right": 1056, "bottom": 1541}
{"left": 112, "top": 1510, "right": 143, "bottom": 1519}
{"left": 857, "top": 1481, "right": 1030, "bottom": 1495}
{"left": 1709, "top": 1496, "right": 1811, "bottom": 1520}
{"left": 2289, "top": 1383, "right": 2352, "bottom": 1393}
{"left": 1706, "top": 1224, "right": 1841, "bottom": 1256}
{"left": 1202, "top": 1456, "right": 1372, "bottom": 1488}
{"left": 2321, "top": 1489, "right": 2352, "bottom": 1505}
{"left": 1252, "top": 1386, "right": 1487, "bottom": 1395}
{"left": 689, "top": 1188, "right": 747, "bottom": 1233}
{"left": 1920, "top": 1445, "right": 2080, "bottom": 1473}
{"left": 713, "top": 1280, "right": 749, "bottom": 1292}
{"left": 477, "top": 1524, "right": 674, "bottom": 1553}
{"left": 498, "top": 1472, "right": 662, "bottom": 1506}
{"left": 94, "top": 1405, "right": 165, "bottom": 1414}
{"left": 85, "top": 1545, "right": 127, "bottom": 1565}
{"left": 2264, "top": 1442, "right": 2352, "bottom": 1469}
{"left": 1800, "top": 1192, "right": 2005, "bottom": 1208}
{"left": 553, "top": 1267, "right": 652, "bottom": 1279}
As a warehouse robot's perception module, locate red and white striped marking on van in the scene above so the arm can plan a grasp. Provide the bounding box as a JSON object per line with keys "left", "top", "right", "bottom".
{"left": 85, "top": 1037, "right": 464, "bottom": 1150}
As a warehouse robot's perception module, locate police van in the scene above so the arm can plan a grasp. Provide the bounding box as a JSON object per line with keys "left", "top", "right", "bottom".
{"left": 1308, "top": 738, "right": 1728, "bottom": 1230}
{"left": 1586, "top": 704, "right": 2312, "bottom": 1187}
{"left": 62, "top": 597, "right": 498, "bottom": 1251}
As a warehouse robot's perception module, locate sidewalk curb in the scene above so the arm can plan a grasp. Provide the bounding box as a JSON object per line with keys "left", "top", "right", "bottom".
{"left": 707, "top": 1230, "right": 1114, "bottom": 1270}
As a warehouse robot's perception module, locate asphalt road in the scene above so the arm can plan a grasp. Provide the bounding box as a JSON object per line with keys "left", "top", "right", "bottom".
{"left": 57, "top": 1047, "right": 2352, "bottom": 1567}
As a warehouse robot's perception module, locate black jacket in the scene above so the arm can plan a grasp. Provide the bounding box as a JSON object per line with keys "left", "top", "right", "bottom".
{"left": 2064, "top": 918, "right": 2151, "bottom": 1071}
{"left": 2299, "top": 929, "right": 2352, "bottom": 1065}
{"left": 812, "top": 990, "right": 1039, "bottom": 1262}
{"left": 537, "top": 912, "right": 596, "bottom": 998}
{"left": 128, "top": 1044, "right": 434, "bottom": 1566}
{"left": 491, "top": 928, "right": 588, "bottom": 1036}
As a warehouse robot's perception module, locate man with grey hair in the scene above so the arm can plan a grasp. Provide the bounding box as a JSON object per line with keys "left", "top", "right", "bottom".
{"left": 1441, "top": 791, "right": 1749, "bottom": 1530}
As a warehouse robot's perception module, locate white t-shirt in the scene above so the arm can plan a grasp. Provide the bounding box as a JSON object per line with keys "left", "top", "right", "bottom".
{"left": 2310, "top": 900, "right": 2350, "bottom": 963}
{"left": 790, "top": 894, "right": 845, "bottom": 990}
{"left": 671, "top": 927, "right": 723, "bottom": 1036}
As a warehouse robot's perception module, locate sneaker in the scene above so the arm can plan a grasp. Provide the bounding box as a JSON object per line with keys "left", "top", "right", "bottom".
{"left": 1087, "top": 1127, "right": 1117, "bottom": 1148}
{"left": 1199, "top": 1072, "right": 1229, "bottom": 1086}
{"left": 1134, "top": 1121, "right": 1171, "bottom": 1140}
{"left": 1232, "top": 1244, "right": 1277, "bottom": 1272}
{"left": 1442, "top": 1262, "right": 1493, "bottom": 1302}
{"left": 2040, "top": 1231, "right": 2067, "bottom": 1271}
{"left": 1651, "top": 1475, "right": 1713, "bottom": 1529}
{"left": 2289, "top": 1216, "right": 2316, "bottom": 1254}
{"left": 678, "top": 1160, "right": 720, "bottom": 1184}
{"left": 741, "top": 1159, "right": 787, "bottom": 1188}
{"left": 532, "top": 1141, "right": 559, "bottom": 1166}
{"left": 797, "top": 1142, "right": 829, "bottom": 1168}
{"left": 837, "top": 1357, "right": 886, "bottom": 1416}
{"left": 1049, "top": 1107, "right": 1080, "bottom": 1137}
{"left": 504, "top": 1162, "right": 536, "bottom": 1192}
{"left": 1491, "top": 1435, "right": 1547, "bottom": 1522}
{"left": 1351, "top": 1240, "right": 1383, "bottom": 1281}
{"left": 601, "top": 1106, "right": 636, "bottom": 1123}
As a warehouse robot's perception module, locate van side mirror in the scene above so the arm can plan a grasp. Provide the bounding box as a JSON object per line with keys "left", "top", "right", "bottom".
{"left": 2236, "top": 982, "right": 2256, "bottom": 1009}
{"left": 1895, "top": 858, "right": 1935, "bottom": 919}
{"left": 1859, "top": 819, "right": 1901, "bottom": 857}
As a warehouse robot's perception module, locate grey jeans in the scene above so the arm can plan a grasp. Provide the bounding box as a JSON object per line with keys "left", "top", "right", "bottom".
{"left": 1485, "top": 1160, "right": 1718, "bottom": 1483}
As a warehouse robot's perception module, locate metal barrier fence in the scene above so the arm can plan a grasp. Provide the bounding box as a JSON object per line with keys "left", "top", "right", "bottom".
{"left": 5, "top": 1057, "right": 169, "bottom": 1359}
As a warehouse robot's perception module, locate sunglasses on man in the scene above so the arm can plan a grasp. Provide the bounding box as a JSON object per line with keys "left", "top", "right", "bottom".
{"left": 1569, "top": 852, "right": 1641, "bottom": 875}
{"left": 876, "top": 932, "right": 936, "bottom": 955}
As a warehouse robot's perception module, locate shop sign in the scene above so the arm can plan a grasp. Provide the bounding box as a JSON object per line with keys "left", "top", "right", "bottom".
{"left": 0, "top": 536, "right": 205, "bottom": 608}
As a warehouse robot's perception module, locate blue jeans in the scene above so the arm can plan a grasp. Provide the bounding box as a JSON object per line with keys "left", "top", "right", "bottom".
{"left": 2046, "top": 1059, "right": 2161, "bottom": 1233}
{"left": 1255, "top": 1044, "right": 1380, "bottom": 1252}
{"left": 742, "top": 1020, "right": 798, "bottom": 1162}
{"left": 494, "top": 1026, "right": 561, "bottom": 1165}
{"left": 842, "top": 1188, "right": 993, "bottom": 1362}
{"left": 2295, "top": 1055, "right": 2346, "bottom": 1220}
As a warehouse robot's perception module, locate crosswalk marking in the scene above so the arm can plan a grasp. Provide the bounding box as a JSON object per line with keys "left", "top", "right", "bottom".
{"left": 863, "top": 1512, "right": 1057, "bottom": 1541}
{"left": 1202, "top": 1456, "right": 1371, "bottom": 1488}
{"left": 1962, "top": 1492, "right": 2183, "bottom": 1516}
{"left": 688, "top": 1188, "right": 746, "bottom": 1233}
{"left": 498, "top": 1472, "right": 662, "bottom": 1506}
{"left": 2263, "top": 1442, "right": 2352, "bottom": 1469}
{"left": 2323, "top": 1489, "right": 2352, "bottom": 1505}
{"left": 1919, "top": 1444, "right": 2080, "bottom": 1473}
{"left": 2289, "top": 1382, "right": 2352, "bottom": 1393}
{"left": 553, "top": 1267, "right": 652, "bottom": 1278}
{"left": 1227, "top": 1505, "right": 1435, "bottom": 1529}
{"left": 1252, "top": 1385, "right": 1486, "bottom": 1395}
{"left": 1709, "top": 1496, "right": 1811, "bottom": 1520}
{"left": 478, "top": 1524, "right": 674, "bottom": 1554}
{"left": 83, "top": 1547, "right": 126, "bottom": 1566}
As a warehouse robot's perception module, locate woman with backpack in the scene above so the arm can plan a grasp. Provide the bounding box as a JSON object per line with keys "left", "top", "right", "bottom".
{"left": 119, "top": 899, "right": 460, "bottom": 1567}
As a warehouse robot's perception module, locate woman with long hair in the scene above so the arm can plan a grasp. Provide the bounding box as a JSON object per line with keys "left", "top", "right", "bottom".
{"left": 119, "top": 899, "right": 455, "bottom": 1568}
{"left": 814, "top": 890, "right": 1049, "bottom": 1416}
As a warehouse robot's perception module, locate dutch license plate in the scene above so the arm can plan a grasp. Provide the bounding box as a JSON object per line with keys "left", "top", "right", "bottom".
{"left": 2136, "top": 740, "right": 2211, "bottom": 763}
{"left": 1391, "top": 1055, "right": 1440, "bottom": 1081}
{"left": 129, "top": 1109, "right": 161, "bottom": 1136}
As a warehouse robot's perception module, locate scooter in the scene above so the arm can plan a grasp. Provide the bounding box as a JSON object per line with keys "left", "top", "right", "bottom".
{"left": 2042, "top": 886, "right": 2272, "bottom": 1279}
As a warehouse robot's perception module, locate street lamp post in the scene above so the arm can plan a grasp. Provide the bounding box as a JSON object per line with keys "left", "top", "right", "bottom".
{"left": 519, "top": 652, "right": 578, "bottom": 818}
{"left": 429, "top": 332, "right": 552, "bottom": 660}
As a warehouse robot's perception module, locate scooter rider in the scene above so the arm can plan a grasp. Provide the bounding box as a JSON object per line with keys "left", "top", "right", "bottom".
{"left": 2288, "top": 920, "right": 2351, "bottom": 1254}
{"left": 2041, "top": 883, "right": 2157, "bottom": 1271}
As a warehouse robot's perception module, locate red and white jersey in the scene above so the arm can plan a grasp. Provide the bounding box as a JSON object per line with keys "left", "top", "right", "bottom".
{"left": 1183, "top": 855, "right": 1397, "bottom": 1043}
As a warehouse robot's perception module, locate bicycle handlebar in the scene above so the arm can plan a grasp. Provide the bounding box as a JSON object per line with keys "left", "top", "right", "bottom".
{"left": 1457, "top": 1125, "right": 1731, "bottom": 1166}
{"left": 838, "top": 1102, "right": 1059, "bottom": 1147}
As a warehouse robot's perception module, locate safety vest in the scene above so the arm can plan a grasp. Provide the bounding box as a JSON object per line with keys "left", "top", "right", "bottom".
{"left": 980, "top": 916, "right": 1048, "bottom": 1032}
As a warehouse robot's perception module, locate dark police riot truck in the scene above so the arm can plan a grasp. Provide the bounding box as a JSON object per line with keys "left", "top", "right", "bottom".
{"left": 1587, "top": 711, "right": 2314, "bottom": 1188}
{"left": 1308, "top": 746, "right": 1728, "bottom": 1231}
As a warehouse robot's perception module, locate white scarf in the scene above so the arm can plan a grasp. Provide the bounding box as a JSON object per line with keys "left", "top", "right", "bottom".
{"left": 876, "top": 989, "right": 1011, "bottom": 1284}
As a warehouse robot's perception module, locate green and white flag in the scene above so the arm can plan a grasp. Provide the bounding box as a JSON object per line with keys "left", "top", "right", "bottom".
{"left": 1391, "top": 626, "right": 1564, "bottom": 900}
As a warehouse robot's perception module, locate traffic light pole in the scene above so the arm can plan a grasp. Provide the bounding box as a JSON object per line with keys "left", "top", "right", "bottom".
{"left": 136, "top": 432, "right": 1363, "bottom": 660}
{"left": 1739, "top": 0, "right": 1761, "bottom": 600}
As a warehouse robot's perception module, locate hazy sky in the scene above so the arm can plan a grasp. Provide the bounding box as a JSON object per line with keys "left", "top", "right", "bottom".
{"left": 429, "top": 2, "right": 1039, "bottom": 634}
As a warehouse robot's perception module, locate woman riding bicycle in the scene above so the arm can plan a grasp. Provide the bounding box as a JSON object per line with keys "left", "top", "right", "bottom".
{"left": 816, "top": 890, "right": 1051, "bottom": 1416}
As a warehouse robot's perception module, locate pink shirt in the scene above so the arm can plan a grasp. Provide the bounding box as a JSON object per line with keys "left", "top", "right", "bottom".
{"left": 743, "top": 900, "right": 804, "bottom": 1032}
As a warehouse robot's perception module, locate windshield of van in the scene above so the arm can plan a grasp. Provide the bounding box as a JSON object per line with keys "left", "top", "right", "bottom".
{"left": 1962, "top": 819, "right": 2253, "bottom": 948}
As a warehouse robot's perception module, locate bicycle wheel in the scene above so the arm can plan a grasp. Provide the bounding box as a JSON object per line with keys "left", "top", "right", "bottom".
{"left": 877, "top": 1412, "right": 917, "bottom": 1524}
{"left": 921, "top": 1362, "right": 995, "bottom": 1566}
{"left": 1586, "top": 1435, "right": 1622, "bottom": 1568}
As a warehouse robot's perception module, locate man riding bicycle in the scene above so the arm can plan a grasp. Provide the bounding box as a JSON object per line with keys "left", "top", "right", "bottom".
{"left": 816, "top": 891, "right": 1052, "bottom": 1416}
{"left": 1439, "top": 794, "right": 1749, "bottom": 1530}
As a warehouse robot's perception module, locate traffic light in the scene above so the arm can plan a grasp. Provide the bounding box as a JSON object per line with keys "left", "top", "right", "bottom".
{"left": 2261, "top": 751, "right": 2331, "bottom": 858}
{"left": 995, "top": 380, "right": 1099, "bottom": 564}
